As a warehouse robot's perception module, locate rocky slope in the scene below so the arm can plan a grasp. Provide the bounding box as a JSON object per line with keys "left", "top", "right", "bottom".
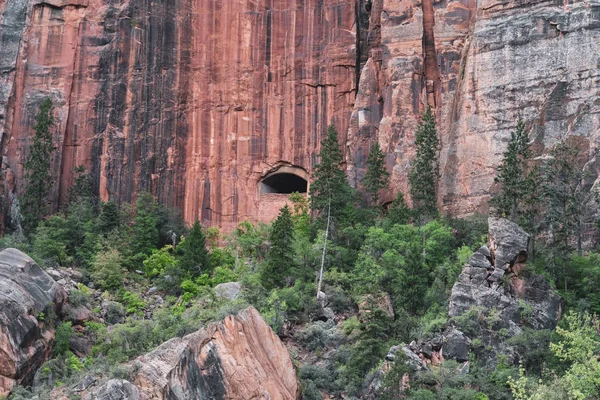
{"left": 1, "top": 0, "right": 599, "bottom": 231}
{"left": 76, "top": 307, "right": 299, "bottom": 400}
{"left": 366, "top": 217, "right": 562, "bottom": 394}
{"left": 0, "top": 248, "right": 66, "bottom": 396}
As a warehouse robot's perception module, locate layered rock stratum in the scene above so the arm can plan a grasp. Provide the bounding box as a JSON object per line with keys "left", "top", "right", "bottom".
{"left": 0, "top": 248, "right": 67, "bottom": 396}
{"left": 130, "top": 306, "right": 299, "bottom": 400}
{"left": 1, "top": 0, "right": 599, "bottom": 230}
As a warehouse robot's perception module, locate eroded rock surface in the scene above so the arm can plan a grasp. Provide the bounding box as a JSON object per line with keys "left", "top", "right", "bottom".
{"left": 1, "top": 0, "right": 599, "bottom": 231}
{"left": 445, "top": 217, "right": 561, "bottom": 366}
{"left": 0, "top": 248, "right": 67, "bottom": 396}
{"left": 131, "top": 307, "right": 299, "bottom": 400}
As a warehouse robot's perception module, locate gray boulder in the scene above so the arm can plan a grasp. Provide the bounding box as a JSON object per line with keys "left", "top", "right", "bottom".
{"left": 442, "top": 328, "right": 470, "bottom": 362}
{"left": 0, "top": 248, "right": 67, "bottom": 395}
{"left": 87, "top": 379, "right": 140, "bottom": 400}
{"left": 447, "top": 218, "right": 561, "bottom": 368}
{"left": 213, "top": 281, "right": 242, "bottom": 300}
{"left": 488, "top": 218, "right": 529, "bottom": 269}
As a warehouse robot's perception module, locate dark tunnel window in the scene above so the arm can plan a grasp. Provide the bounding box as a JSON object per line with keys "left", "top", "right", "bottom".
{"left": 260, "top": 173, "right": 308, "bottom": 194}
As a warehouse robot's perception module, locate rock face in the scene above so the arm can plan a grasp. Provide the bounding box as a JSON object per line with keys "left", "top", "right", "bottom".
{"left": 87, "top": 379, "right": 141, "bottom": 400}
{"left": 131, "top": 307, "right": 299, "bottom": 400}
{"left": 213, "top": 282, "right": 241, "bottom": 301}
{"left": 446, "top": 217, "right": 561, "bottom": 366}
{"left": 450, "top": 218, "right": 561, "bottom": 331}
{"left": 1, "top": 0, "right": 599, "bottom": 230}
{"left": 0, "top": 248, "right": 67, "bottom": 396}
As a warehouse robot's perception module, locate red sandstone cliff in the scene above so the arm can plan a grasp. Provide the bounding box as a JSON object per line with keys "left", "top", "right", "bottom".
{"left": 0, "top": 0, "right": 599, "bottom": 230}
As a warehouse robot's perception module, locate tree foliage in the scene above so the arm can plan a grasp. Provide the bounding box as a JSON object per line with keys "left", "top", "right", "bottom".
{"left": 310, "top": 125, "right": 351, "bottom": 227}
{"left": 409, "top": 107, "right": 440, "bottom": 222}
{"left": 21, "top": 98, "right": 55, "bottom": 234}
{"left": 540, "top": 141, "right": 598, "bottom": 255}
{"left": 178, "top": 221, "right": 210, "bottom": 277}
{"left": 262, "top": 205, "right": 296, "bottom": 289}
{"left": 131, "top": 192, "right": 159, "bottom": 258}
{"left": 362, "top": 141, "right": 390, "bottom": 205}
{"left": 490, "top": 120, "right": 537, "bottom": 224}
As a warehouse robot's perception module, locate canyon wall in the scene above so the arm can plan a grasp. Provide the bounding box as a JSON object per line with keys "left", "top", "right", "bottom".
{"left": 0, "top": 0, "right": 599, "bottom": 231}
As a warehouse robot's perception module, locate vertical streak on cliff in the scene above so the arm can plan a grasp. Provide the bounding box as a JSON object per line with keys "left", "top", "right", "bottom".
{"left": 421, "top": 0, "right": 439, "bottom": 109}
{"left": 58, "top": 18, "right": 84, "bottom": 208}
{"left": 354, "top": 0, "right": 362, "bottom": 91}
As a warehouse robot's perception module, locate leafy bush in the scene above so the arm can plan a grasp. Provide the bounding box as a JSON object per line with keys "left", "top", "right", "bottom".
{"left": 54, "top": 322, "right": 74, "bottom": 356}
{"left": 91, "top": 248, "right": 123, "bottom": 291}
{"left": 295, "top": 320, "right": 342, "bottom": 352}
{"left": 69, "top": 283, "right": 92, "bottom": 307}
{"left": 212, "top": 265, "right": 238, "bottom": 285}
{"left": 143, "top": 245, "right": 177, "bottom": 278}
{"left": 120, "top": 291, "right": 146, "bottom": 315}
{"left": 104, "top": 301, "right": 126, "bottom": 324}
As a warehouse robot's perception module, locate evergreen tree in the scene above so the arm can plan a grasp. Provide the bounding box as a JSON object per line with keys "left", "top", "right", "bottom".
{"left": 409, "top": 107, "right": 440, "bottom": 222}
{"left": 362, "top": 141, "right": 390, "bottom": 205}
{"left": 131, "top": 192, "right": 159, "bottom": 257}
{"left": 178, "top": 221, "right": 210, "bottom": 277}
{"left": 385, "top": 192, "right": 411, "bottom": 225}
{"left": 68, "top": 166, "right": 94, "bottom": 206}
{"left": 309, "top": 125, "right": 351, "bottom": 226}
{"left": 21, "top": 98, "right": 55, "bottom": 234}
{"left": 541, "top": 141, "right": 598, "bottom": 257}
{"left": 489, "top": 119, "right": 537, "bottom": 222}
{"left": 98, "top": 201, "right": 120, "bottom": 234}
{"left": 262, "top": 205, "right": 295, "bottom": 289}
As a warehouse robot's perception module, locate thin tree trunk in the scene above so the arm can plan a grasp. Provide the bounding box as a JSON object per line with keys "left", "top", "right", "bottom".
{"left": 317, "top": 198, "right": 331, "bottom": 297}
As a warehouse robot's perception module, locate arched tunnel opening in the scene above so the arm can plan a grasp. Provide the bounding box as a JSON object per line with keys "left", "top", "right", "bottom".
{"left": 260, "top": 173, "right": 308, "bottom": 194}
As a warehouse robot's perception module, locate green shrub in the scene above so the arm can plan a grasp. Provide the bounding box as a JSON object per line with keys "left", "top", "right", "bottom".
{"left": 120, "top": 291, "right": 146, "bottom": 315}
{"left": 54, "top": 322, "right": 74, "bottom": 356}
{"left": 295, "top": 321, "right": 342, "bottom": 352}
{"left": 69, "top": 283, "right": 92, "bottom": 307}
{"left": 91, "top": 248, "right": 123, "bottom": 291}
{"left": 212, "top": 265, "right": 238, "bottom": 285}
{"left": 143, "top": 245, "right": 177, "bottom": 278}
{"left": 104, "top": 301, "right": 125, "bottom": 324}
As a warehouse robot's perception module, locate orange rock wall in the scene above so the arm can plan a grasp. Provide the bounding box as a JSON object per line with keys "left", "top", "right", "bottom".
{"left": 0, "top": 0, "right": 358, "bottom": 232}
{"left": 1, "top": 0, "right": 599, "bottom": 231}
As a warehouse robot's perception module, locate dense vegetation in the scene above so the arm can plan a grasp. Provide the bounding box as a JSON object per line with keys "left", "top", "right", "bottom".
{"left": 2, "top": 103, "right": 599, "bottom": 399}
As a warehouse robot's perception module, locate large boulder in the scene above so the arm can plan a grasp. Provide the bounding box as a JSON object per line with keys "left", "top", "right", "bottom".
{"left": 132, "top": 307, "right": 300, "bottom": 399}
{"left": 447, "top": 218, "right": 561, "bottom": 367}
{"left": 86, "top": 379, "right": 140, "bottom": 400}
{"left": 213, "top": 281, "right": 242, "bottom": 300}
{"left": 0, "top": 249, "right": 67, "bottom": 396}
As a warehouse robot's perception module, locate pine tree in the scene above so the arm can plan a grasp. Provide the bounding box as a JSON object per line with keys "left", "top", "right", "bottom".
{"left": 541, "top": 141, "right": 599, "bottom": 257}
{"left": 490, "top": 119, "right": 537, "bottom": 222}
{"left": 262, "top": 205, "right": 295, "bottom": 289}
{"left": 178, "top": 220, "right": 210, "bottom": 277}
{"left": 362, "top": 141, "right": 390, "bottom": 206}
{"left": 98, "top": 201, "right": 120, "bottom": 234}
{"left": 386, "top": 192, "right": 411, "bottom": 225}
{"left": 409, "top": 107, "right": 440, "bottom": 222}
{"left": 131, "top": 192, "right": 159, "bottom": 257}
{"left": 309, "top": 125, "right": 351, "bottom": 226}
{"left": 21, "top": 98, "right": 55, "bottom": 234}
{"left": 68, "top": 165, "right": 94, "bottom": 205}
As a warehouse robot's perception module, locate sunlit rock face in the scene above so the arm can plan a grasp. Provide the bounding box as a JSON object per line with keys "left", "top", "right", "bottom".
{"left": 0, "top": 248, "right": 67, "bottom": 396}
{"left": 1, "top": 0, "right": 599, "bottom": 231}
{"left": 0, "top": 0, "right": 357, "bottom": 232}
{"left": 131, "top": 307, "right": 300, "bottom": 400}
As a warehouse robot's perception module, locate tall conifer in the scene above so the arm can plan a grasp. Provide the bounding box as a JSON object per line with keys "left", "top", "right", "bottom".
{"left": 362, "top": 141, "right": 390, "bottom": 205}
{"left": 490, "top": 119, "right": 536, "bottom": 222}
{"left": 21, "top": 98, "right": 55, "bottom": 234}
{"left": 409, "top": 107, "right": 440, "bottom": 222}
{"left": 178, "top": 221, "right": 210, "bottom": 277}
{"left": 309, "top": 125, "right": 351, "bottom": 226}
{"left": 262, "top": 205, "right": 295, "bottom": 289}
